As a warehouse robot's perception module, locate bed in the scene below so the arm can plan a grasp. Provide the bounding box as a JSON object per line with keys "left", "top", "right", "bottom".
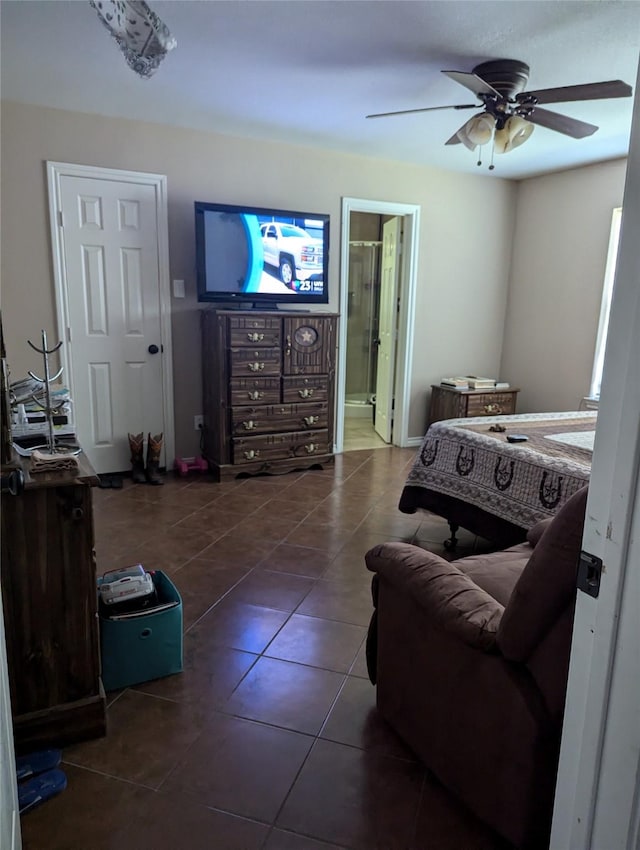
{"left": 399, "top": 411, "right": 596, "bottom": 549}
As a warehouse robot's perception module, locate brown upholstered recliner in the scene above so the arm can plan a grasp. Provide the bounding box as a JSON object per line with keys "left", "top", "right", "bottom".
{"left": 365, "top": 486, "right": 588, "bottom": 850}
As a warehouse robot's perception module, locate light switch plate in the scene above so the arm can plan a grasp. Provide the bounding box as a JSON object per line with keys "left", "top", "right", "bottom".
{"left": 172, "top": 279, "right": 185, "bottom": 298}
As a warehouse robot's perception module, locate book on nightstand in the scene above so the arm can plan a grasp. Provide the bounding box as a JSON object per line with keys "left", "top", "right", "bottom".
{"left": 441, "top": 377, "right": 469, "bottom": 389}
{"left": 466, "top": 376, "right": 496, "bottom": 390}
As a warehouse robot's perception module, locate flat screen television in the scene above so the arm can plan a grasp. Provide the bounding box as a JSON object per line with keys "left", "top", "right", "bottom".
{"left": 195, "top": 201, "right": 329, "bottom": 307}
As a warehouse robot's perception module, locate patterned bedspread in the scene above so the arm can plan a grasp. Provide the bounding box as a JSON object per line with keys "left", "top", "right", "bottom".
{"left": 404, "top": 411, "right": 596, "bottom": 530}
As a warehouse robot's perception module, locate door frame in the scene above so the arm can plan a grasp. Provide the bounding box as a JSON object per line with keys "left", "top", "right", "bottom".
{"left": 46, "top": 161, "right": 175, "bottom": 466}
{"left": 336, "top": 198, "right": 420, "bottom": 452}
{"left": 0, "top": 594, "right": 20, "bottom": 850}
{"left": 550, "top": 64, "right": 640, "bottom": 850}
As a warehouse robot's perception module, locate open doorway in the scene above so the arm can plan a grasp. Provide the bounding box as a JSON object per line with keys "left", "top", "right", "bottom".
{"left": 336, "top": 198, "right": 420, "bottom": 454}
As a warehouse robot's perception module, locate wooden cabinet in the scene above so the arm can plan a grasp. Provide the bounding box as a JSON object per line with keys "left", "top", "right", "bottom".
{"left": 427, "top": 384, "right": 520, "bottom": 427}
{"left": 0, "top": 452, "right": 106, "bottom": 751}
{"left": 202, "top": 309, "right": 338, "bottom": 479}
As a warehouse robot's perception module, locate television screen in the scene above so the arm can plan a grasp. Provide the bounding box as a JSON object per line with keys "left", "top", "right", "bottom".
{"left": 195, "top": 201, "right": 329, "bottom": 306}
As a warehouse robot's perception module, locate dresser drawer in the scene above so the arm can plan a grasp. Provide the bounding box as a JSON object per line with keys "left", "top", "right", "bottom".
{"left": 282, "top": 376, "right": 329, "bottom": 403}
{"left": 229, "top": 378, "right": 280, "bottom": 406}
{"left": 228, "top": 314, "right": 280, "bottom": 341}
{"left": 232, "top": 429, "right": 331, "bottom": 464}
{"left": 231, "top": 402, "right": 328, "bottom": 436}
{"left": 466, "top": 392, "right": 517, "bottom": 417}
{"left": 228, "top": 325, "right": 281, "bottom": 348}
{"left": 230, "top": 347, "right": 281, "bottom": 376}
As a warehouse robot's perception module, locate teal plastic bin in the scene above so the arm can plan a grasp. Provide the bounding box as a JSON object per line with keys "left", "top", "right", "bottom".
{"left": 98, "top": 570, "right": 183, "bottom": 692}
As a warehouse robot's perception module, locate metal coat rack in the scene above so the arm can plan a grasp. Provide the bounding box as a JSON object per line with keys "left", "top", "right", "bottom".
{"left": 26, "top": 330, "right": 73, "bottom": 454}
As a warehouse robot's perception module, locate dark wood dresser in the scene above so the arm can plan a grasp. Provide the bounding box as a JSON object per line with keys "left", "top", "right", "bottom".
{"left": 427, "top": 384, "right": 520, "bottom": 427}
{"left": 202, "top": 309, "right": 338, "bottom": 479}
{"left": 1, "top": 450, "right": 106, "bottom": 751}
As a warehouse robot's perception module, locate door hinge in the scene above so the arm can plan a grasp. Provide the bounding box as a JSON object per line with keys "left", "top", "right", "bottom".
{"left": 577, "top": 550, "right": 603, "bottom": 598}
{"left": 58, "top": 210, "right": 64, "bottom": 228}
{"left": 66, "top": 327, "right": 72, "bottom": 342}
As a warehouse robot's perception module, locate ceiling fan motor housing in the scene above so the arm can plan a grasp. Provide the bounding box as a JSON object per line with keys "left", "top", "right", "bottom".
{"left": 472, "top": 60, "right": 531, "bottom": 99}
{"left": 472, "top": 60, "right": 533, "bottom": 127}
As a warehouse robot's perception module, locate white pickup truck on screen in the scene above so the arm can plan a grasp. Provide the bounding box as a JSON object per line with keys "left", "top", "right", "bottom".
{"left": 259, "top": 222, "right": 323, "bottom": 288}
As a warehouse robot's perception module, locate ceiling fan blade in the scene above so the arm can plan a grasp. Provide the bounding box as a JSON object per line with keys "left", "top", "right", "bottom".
{"left": 366, "top": 103, "right": 477, "bottom": 119}
{"left": 518, "top": 79, "right": 632, "bottom": 105}
{"left": 526, "top": 107, "right": 598, "bottom": 139}
{"left": 442, "top": 70, "right": 501, "bottom": 98}
{"left": 444, "top": 116, "right": 472, "bottom": 145}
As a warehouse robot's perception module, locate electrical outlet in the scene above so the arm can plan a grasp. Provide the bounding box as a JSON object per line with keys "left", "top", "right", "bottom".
{"left": 194, "top": 415, "right": 204, "bottom": 431}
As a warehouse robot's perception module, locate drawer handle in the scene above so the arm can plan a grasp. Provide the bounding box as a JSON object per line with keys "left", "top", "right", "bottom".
{"left": 243, "top": 449, "right": 260, "bottom": 460}
{"left": 304, "top": 443, "right": 317, "bottom": 454}
{"left": 285, "top": 334, "right": 292, "bottom": 356}
{"left": 298, "top": 388, "right": 314, "bottom": 398}
{"left": 483, "top": 403, "right": 502, "bottom": 414}
{"left": 303, "top": 415, "right": 319, "bottom": 426}
{"left": 248, "top": 362, "right": 265, "bottom": 372}
{"left": 242, "top": 420, "right": 258, "bottom": 431}
{"left": 248, "top": 390, "right": 264, "bottom": 400}
{"left": 247, "top": 332, "right": 264, "bottom": 342}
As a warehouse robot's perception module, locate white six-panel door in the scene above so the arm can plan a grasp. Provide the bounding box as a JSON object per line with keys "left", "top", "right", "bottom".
{"left": 48, "top": 165, "right": 173, "bottom": 474}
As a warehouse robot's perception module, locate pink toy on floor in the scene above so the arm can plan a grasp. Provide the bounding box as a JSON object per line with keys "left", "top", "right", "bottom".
{"left": 174, "top": 456, "right": 209, "bottom": 476}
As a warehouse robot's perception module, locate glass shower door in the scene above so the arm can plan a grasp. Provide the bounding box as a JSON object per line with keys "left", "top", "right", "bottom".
{"left": 345, "top": 242, "right": 381, "bottom": 404}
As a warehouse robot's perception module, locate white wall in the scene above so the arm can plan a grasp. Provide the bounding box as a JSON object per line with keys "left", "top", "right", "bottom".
{"left": 501, "top": 159, "right": 628, "bottom": 413}
{"left": 0, "top": 100, "right": 516, "bottom": 453}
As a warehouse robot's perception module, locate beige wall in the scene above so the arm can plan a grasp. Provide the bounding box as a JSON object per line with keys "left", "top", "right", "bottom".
{"left": 1, "top": 100, "right": 516, "bottom": 455}
{"left": 501, "top": 158, "right": 628, "bottom": 412}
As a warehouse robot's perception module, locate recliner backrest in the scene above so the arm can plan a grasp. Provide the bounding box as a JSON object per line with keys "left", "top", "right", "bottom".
{"left": 497, "top": 486, "right": 588, "bottom": 663}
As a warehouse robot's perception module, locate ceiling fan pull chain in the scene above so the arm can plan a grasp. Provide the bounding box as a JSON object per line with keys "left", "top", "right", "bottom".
{"left": 477, "top": 145, "right": 483, "bottom": 168}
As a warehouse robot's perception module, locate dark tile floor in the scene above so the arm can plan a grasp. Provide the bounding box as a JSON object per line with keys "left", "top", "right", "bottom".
{"left": 20, "top": 447, "right": 511, "bottom": 850}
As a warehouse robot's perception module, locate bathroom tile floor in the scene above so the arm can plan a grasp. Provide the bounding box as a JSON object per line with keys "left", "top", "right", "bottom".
{"left": 20, "top": 447, "right": 512, "bottom": 850}
{"left": 343, "top": 417, "right": 389, "bottom": 452}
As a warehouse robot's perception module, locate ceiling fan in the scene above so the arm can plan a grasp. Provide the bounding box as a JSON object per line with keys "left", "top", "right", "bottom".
{"left": 366, "top": 59, "right": 632, "bottom": 164}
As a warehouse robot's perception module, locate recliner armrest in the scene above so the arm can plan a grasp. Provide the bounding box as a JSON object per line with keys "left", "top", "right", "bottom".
{"left": 366, "top": 542, "right": 504, "bottom": 651}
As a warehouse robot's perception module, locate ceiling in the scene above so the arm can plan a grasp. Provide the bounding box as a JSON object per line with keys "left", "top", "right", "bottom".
{"left": 1, "top": 1, "right": 638, "bottom": 180}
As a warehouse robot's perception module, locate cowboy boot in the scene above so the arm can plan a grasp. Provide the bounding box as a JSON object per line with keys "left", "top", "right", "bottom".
{"left": 128, "top": 432, "right": 147, "bottom": 484}
{"left": 145, "top": 432, "right": 164, "bottom": 485}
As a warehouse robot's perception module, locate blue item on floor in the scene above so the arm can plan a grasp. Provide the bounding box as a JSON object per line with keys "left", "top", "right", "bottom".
{"left": 16, "top": 749, "right": 62, "bottom": 781}
{"left": 98, "top": 570, "right": 183, "bottom": 691}
{"left": 18, "top": 768, "right": 67, "bottom": 814}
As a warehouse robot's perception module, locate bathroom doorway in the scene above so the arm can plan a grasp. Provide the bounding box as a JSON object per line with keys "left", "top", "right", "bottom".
{"left": 336, "top": 198, "right": 420, "bottom": 454}
{"left": 345, "top": 213, "right": 382, "bottom": 450}
{"left": 344, "top": 213, "right": 396, "bottom": 450}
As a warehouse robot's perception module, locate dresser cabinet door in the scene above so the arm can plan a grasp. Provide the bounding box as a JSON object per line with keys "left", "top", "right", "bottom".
{"left": 1, "top": 484, "right": 99, "bottom": 716}
{"left": 283, "top": 317, "right": 336, "bottom": 376}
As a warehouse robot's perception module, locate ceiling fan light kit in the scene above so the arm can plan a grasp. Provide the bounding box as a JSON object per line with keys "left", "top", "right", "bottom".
{"left": 456, "top": 113, "right": 495, "bottom": 150}
{"left": 494, "top": 115, "right": 535, "bottom": 154}
{"left": 366, "top": 58, "right": 632, "bottom": 172}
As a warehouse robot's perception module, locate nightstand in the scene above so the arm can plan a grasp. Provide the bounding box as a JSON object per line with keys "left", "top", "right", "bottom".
{"left": 428, "top": 384, "right": 520, "bottom": 427}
